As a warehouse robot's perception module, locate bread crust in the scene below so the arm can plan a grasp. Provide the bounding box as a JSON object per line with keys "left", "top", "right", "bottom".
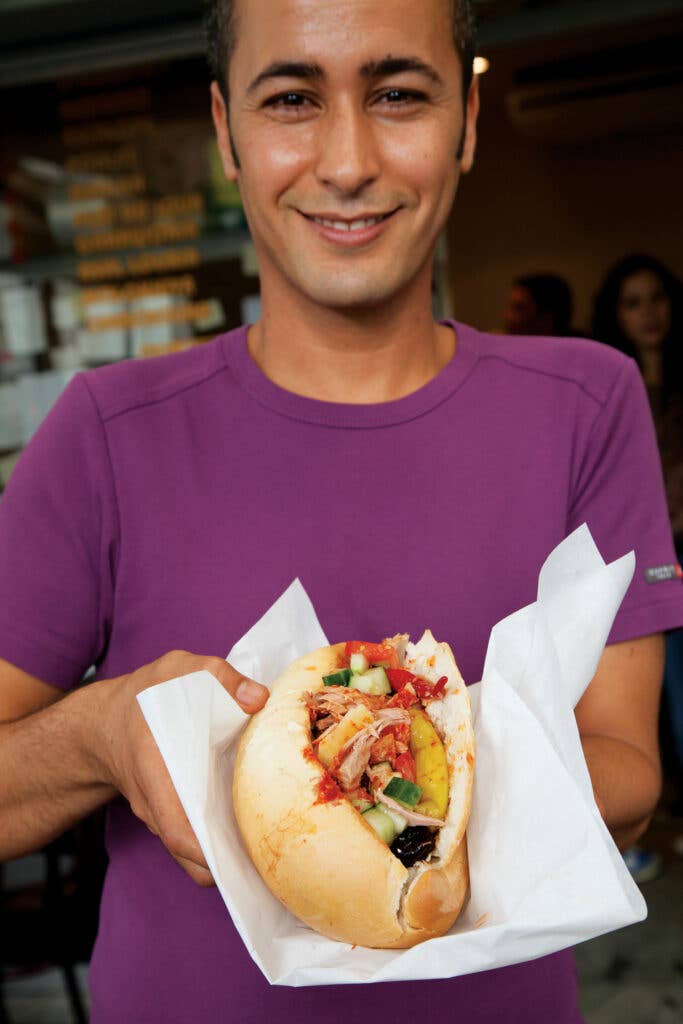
{"left": 233, "top": 633, "right": 474, "bottom": 948}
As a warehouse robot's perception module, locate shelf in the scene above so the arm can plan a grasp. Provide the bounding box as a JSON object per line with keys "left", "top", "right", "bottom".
{"left": 0, "top": 230, "right": 253, "bottom": 284}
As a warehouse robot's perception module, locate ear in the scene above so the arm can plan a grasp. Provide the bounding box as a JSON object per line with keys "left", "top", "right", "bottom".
{"left": 459, "top": 75, "right": 480, "bottom": 175}
{"left": 211, "top": 81, "right": 239, "bottom": 182}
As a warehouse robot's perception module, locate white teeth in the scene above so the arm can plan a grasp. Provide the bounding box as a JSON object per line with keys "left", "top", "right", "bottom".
{"left": 313, "top": 215, "right": 383, "bottom": 231}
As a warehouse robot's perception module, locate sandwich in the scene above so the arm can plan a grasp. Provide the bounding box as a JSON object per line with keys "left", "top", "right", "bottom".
{"left": 233, "top": 630, "right": 474, "bottom": 948}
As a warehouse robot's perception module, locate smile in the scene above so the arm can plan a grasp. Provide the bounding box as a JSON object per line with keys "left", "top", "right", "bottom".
{"left": 309, "top": 213, "right": 393, "bottom": 232}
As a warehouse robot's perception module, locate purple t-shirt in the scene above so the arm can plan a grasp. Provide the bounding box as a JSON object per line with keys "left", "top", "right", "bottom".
{"left": 2, "top": 321, "right": 682, "bottom": 1023}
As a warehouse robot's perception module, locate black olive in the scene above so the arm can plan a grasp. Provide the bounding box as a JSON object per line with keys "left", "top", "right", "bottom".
{"left": 390, "top": 826, "right": 437, "bottom": 867}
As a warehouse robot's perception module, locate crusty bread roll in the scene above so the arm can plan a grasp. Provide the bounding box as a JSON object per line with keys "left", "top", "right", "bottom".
{"left": 233, "top": 630, "right": 475, "bottom": 948}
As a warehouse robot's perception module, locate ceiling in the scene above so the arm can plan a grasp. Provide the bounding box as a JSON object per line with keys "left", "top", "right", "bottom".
{"left": 0, "top": 0, "right": 681, "bottom": 87}
{"left": 476, "top": 0, "right": 683, "bottom": 46}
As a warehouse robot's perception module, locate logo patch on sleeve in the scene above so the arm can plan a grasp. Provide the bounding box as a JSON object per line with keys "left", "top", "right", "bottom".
{"left": 644, "top": 563, "right": 683, "bottom": 584}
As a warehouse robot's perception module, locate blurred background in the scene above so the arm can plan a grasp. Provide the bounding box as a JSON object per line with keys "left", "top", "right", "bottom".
{"left": 0, "top": 1, "right": 682, "bottom": 1021}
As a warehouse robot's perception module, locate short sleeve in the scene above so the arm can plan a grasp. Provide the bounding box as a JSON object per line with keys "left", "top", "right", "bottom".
{"left": 569, "top": 357, "right": 683, "bottom": 642}
{"left": 0, "top": 374, "right": 118, "bottom": 689}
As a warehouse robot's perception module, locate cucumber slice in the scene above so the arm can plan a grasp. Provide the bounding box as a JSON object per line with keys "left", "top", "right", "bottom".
{"left": 323, "top": 669, "right": 352, "bottom": 687}
{"left": 362, "top": 806, "right": 398, "bottom": 845}
{"left": 349, "top": 652, "right": 369, "bottom": 674}
{"left": 383, "top": 776, "right": 423, "bottom": 807}
{"left": 349, "top": 666, "right": 391, "bottom": 695}
{"left": 380, "top": 805, "right": 408, "bottom": 834}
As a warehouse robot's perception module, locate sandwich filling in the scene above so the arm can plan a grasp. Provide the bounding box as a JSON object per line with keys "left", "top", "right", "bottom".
{"left": 306, "top": 640, "right": 450, "bottom": 867}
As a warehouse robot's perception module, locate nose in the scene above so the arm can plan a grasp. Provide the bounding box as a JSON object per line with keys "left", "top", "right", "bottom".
{"left": 315, "top": 98, "right": 380, "bottom": 196}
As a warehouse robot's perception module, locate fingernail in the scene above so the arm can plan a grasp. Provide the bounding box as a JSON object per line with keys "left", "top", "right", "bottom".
{"left": 236, "top": 679, "right": 266, "bottom": 709}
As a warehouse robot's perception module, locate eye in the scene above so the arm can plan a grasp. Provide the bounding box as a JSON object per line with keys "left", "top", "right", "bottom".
{"left": 375, "top": 88, "right": 426, "bottom": 107}
{"left": 269, "top": 91, "right": 305, "bottom": 106}
{"left": 263, "top": 91, "right": 316, "bottom": 116}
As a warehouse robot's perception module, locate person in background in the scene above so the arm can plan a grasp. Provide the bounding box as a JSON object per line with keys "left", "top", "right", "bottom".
{"left": 593, "top": 254, "right": 683, "bottom": 880}
{"left": 503, "top": 272, "right": 574, "bottom": 336}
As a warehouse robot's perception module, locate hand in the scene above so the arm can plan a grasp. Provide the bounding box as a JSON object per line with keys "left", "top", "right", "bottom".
{"left": 93, "top": 651, "right": 268, "bottom": 886}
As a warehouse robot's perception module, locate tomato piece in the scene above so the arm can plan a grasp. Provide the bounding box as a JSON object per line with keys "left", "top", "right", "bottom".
{"left": 387, "top": 668, "right": 448, "bottom": 700}
{"left": 344, "top": 641, "right": 400, "bottom": 669}
{"left": 394, "top": 751, "right": 417, "bottom": 783}
{"left": 383, "top": 721, "right": 411, "bottom": 748}
{"left": 433, "top": 675, "right": 448, "bottom": 696}
{"left": 387, "top": 683, "right": 418, "bottom": 709}
{"left": 386, "top": 668, "right": 418, "bottom": 692}
{"left": 413, "top": 675, "right": 448, "bottom": 701}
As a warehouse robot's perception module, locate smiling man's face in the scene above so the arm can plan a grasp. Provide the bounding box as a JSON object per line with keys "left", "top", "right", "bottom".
{"left": 212, "top": 0, "right": 478, "bottom": 314}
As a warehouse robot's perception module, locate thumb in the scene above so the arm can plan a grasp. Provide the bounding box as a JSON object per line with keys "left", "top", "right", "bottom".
{"left": 204, "top": 657, "right": 269, "bottom": 713}
{"left": 235, "top": 674, "right": 269, "bottom": 712}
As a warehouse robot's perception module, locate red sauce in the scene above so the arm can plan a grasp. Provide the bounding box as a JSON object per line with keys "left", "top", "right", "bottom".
{"left": 303, "top": 745, "right": 343, "bottom": 803}
{"left": 315, "top": 773, "right": 344, "bottom": 804}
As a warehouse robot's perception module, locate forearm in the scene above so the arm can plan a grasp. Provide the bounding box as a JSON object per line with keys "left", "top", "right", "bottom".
{"left": 582, "top": 734, "right": 661, "bottom": 850}
{"left": 0, "top": 681, "right": 117, "bottom": 861}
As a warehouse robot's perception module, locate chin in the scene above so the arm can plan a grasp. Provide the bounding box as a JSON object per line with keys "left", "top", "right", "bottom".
{"left": 302, "top": 280, "right": 402, "bottom": 312}
{"left": 298, "top": 262, "right": 424, "bottom": 312}
{"left": 637, "top": 336, "right": 665, "bottom": 351}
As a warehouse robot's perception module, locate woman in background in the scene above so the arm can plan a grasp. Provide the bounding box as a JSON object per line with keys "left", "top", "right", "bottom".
{"left": 594, "top": 255, "right": 683, "bottom": 416}
{"left": 594, "top": 254, "right": 683, "bottom": 879}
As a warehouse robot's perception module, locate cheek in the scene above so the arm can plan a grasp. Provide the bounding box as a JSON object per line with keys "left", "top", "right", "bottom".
{"left": 241, "top": 126, "right": 313, "bottom": 194}
{"left": 658, "top": 299, "right": 673, "bottom": 328}
{"left": 383, "top": 132, "right": 457, "bottom": 197}
{"left": 616, "top": 307, "right": 634, "bottom": 336}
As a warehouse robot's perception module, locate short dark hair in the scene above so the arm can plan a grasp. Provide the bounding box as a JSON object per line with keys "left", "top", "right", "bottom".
{"left": 515, "top": 273, "right": 574, "bottom": 336}
{"left": 206, "top": 0, "right": 477, "bottom": 103}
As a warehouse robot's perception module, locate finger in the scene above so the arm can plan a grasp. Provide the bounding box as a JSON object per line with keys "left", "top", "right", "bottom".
{"left": 145, "top": 778, "right": 210, "bottom": 870}
{"left": 132, "top": 788, "right": 208, "bottom": 869}
{"left": 201, "top": 656, "right": 269, "bottom": 713}
{"left": 131, "top": 739, "right": 210, "bottom": 871}
{"left": 144, "top": 651, "right": 269, "bottom": 713}
{"left": 172, "top": 852, "right": 215, "bottom": 887}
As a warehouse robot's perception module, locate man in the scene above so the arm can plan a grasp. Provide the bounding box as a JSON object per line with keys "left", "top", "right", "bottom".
{"left": 1, "top": 1, "right": 681, "bottom": 1021}
{"left": 503, "top": 272, "right": 574, "bottom": 335}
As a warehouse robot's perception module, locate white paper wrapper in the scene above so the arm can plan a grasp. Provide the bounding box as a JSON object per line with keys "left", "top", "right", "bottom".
{"left": 138, "top": 525, "right": 646, "bottom": 986}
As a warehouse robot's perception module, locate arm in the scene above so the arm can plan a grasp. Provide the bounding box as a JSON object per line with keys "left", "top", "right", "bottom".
{"left": 0, "top": 653, "right": 268, "bottom": 884}
{"left": 576, "top": 633, "right": 664, "bottom": 850}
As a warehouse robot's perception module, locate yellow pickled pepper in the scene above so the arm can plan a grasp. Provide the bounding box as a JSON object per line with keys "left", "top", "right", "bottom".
{"left": 408, "top": 708, "right": 449, "bottom": 820}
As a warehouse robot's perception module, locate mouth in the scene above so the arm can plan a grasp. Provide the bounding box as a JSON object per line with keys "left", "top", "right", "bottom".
{"left": 299, "top": 208, "right": 399, "bottom": 248}
{"left": 305, "top": 211, "right": 396, "bottom": 232}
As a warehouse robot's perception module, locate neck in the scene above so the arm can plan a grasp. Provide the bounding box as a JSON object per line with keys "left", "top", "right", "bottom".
{"left": 247, "top": 269, "right": 455, "bottom": 404}
{"left": 640, "top": 347, "right": 663, "bottom": 391}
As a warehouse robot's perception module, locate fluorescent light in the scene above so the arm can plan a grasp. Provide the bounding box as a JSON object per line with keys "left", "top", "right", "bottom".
{"left": 473, "top": 56, "right": 490, "bottom": 76}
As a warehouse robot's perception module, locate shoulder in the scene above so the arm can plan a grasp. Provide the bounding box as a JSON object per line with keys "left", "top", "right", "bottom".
{"left": 79, "top": 329, "right": 242, "bottom": 423}
{"left": 464, "top": 325, "right": 637, "bottom": 409}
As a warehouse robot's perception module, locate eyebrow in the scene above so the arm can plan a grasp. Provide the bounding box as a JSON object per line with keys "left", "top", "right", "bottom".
{"left": 246, "top": 55, "right": 443, "bottom": 96}
{"left": 360, "top": 56, "right": 444, "bottom": 88}
{"left": 247, "top": 61, "right": 323, "bottom": 95}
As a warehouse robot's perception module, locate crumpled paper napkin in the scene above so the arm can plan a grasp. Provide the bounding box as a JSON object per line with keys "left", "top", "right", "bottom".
{"left": 138, "top": 523, "right": 645, "bottom": 986}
